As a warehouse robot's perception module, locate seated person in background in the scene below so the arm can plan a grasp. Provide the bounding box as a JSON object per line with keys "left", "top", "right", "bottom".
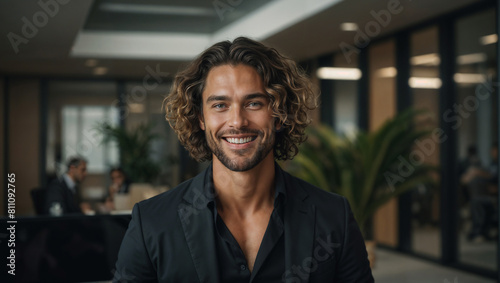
{"left": 462, "top": 143, "right": 498, "bottom": 241}
{"left": 101, "top": 167, "right": 130, "bottom": 212}
{"left": 44, "top": 156, "right": 91, "bottom": 216}
{"left": 458, "top": 145, "right": 481, "bottom": 204}
{"left": 109, "top": 167, "right": 130, "bottom": 194}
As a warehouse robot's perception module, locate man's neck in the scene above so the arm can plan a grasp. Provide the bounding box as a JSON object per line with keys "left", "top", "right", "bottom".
{"left": 212, "top": 153, "right": 275, "bottom": 219}
{"left": 63, "top": 173, "right": 76, "bottom": 191}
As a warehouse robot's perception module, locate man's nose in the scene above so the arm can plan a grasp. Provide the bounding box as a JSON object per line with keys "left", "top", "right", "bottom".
{"left": 228, "top": 107, "right": 248, "bottom": 128}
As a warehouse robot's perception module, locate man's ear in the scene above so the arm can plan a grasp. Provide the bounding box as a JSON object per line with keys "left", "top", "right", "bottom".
{"left": 199, "top": 114, "right": 205, "bottom": 131}
{"left": 275, "top": 118, "right": 282, "bottom": 132}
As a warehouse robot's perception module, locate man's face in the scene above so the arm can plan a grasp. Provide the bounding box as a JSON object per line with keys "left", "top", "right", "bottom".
{"left": 70, "top": 161, "right": 87, "bottom": 183}
{"left": 200, "top": 64, "right": 279, "bottom": 172}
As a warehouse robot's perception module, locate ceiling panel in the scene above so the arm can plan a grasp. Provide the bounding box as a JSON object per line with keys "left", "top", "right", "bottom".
{"left": 84, "top": 0, "right": 274, "bottom": 33}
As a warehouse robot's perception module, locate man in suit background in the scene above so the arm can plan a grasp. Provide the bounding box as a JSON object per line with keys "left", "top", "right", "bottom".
{"left": 44, "top": 156, "right": 89, "bottom": 215}
{"left": 114, "top": 37, "right": 373, "bottom": 282}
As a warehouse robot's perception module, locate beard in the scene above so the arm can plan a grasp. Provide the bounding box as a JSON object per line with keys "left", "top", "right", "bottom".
{"left": 205, "top": 128, "right": 275, "bottom": 172}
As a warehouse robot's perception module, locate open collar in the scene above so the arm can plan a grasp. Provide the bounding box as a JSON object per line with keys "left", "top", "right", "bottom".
{"left": 178, "top": 163, "right": 316, "bottom": 283}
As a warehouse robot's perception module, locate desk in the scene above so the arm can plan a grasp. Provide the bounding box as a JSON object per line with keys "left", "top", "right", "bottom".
{"left": 1, "top": 214, "right": 131, "bottom": 283}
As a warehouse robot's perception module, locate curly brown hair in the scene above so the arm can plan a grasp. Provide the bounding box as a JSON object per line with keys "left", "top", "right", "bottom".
{"left": 163, "top": 37, "right": 317, "bottom": 162}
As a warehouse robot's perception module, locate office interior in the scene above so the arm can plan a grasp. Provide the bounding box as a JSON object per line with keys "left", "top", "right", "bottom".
{"left": 0, "top": 0, "right": 499, "bottom": 282}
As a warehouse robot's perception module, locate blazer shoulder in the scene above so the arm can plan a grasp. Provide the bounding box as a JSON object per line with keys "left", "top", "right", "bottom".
{"left": 283, "top": 169, "right": 346, "bottom": 205}
{"left": 136, "top": 177, "right": 195, "bottom": 215}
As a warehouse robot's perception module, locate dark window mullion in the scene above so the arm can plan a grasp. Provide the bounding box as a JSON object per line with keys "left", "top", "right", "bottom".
{"left": 438, "top": 15, "right": 458, "bottom": 265}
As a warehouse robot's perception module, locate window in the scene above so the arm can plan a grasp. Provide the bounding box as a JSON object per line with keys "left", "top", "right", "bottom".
{"left": 455, "top": 8, "right": 498, "bottom": 271}
{"left": 61, "top": 105, "right": 119, "bottom": 173}
{"left": 45, "top": 80, "right": 118, "bottom": 179}
{"left": 409, "top": 25, "right": 441, "bottom": 259}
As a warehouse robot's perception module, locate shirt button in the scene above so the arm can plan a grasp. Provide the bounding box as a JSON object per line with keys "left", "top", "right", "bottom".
{"left": 240, "top": 265, "right": 246, "bottom": 271}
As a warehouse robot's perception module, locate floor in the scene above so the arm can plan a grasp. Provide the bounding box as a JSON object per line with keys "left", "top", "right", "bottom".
{"left": 411, "top": 226, "right": 498, "bottom": 271}
{"left": 373, "top": 248, "right": 497, "bottom": 283}
{"left": 459, "top": 233, "right": 498, "bottom": 270}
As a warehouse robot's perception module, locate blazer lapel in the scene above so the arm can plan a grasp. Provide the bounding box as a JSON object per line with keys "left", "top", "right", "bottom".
{"left": 178, "top": 167, "right": 220, "bottom": 283}
{"left": 282, "top": 169, "right": 316, "bottom": 283}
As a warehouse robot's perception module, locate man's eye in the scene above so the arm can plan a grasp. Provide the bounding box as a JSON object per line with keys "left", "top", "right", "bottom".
{"left": 248, "top": 102, "right": 263, "bottom": 108}
{"left": 213, "top": 104, "right": 226, "bottom": 109}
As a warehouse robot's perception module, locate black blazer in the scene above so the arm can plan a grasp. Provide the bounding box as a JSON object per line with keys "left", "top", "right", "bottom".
{"left": 43, "top": 177, "right": 82, "bottom": 215}
{"left": 114, "top": 165, "right": 374, "bottom": 282}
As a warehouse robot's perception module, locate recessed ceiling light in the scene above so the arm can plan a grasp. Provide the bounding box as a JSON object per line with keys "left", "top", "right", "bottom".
{"left": 454, "top": 73, "right": 487, "bottom": 84}
{"left": 316, "top": 67, "right": 362, "bottom": 80}
{"left": 375, "top": 67, "right": 397, "bottom": 78}
{"left": 479, "top": 34, "right": 498, "bottom": 45}
{"left": 340, "top": 22, "right": 358, "bottom": 31}
{"left": 456, "top": 53, "right": 487, "bottom": 65}
{"left": 93, "top": 67, "right": 108, "bottom": 76}
{"left": 100, "top": 3, "right": 215, "bottom": 16}
{"left": 85, "top": 59, "right": 98, "bottom": 67}
{"left": 410, "top": 53, "right": 440, "bottom": 66}
{"left": 409, "top": 77, "right": 442, "bottom": 89}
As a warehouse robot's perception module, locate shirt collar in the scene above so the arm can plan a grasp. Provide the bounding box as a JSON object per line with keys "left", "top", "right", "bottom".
{"left": 204, "top": 162, "right": 287, "bottom": 209}
{"left": 273, "top": 162, "right": 287, "bottom": 205}
{"left": 63, "top": 173, "right": 76, "bottom": 191}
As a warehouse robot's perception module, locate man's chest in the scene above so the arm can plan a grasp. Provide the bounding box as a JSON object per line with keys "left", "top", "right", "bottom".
{"left": 213, "top": 208, "right": 285, "bottom": 282}
{"left": 225, "top": 218, "right": 268, "bottom": 270}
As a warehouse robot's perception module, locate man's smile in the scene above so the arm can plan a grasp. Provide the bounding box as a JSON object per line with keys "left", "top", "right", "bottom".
{"left": 223, "top": 136, "right": 257, "bottom": 144}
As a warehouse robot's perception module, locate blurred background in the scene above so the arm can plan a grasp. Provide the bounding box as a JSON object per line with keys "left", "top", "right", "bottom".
{"left": 0, "top": 0, "right": 498, "bottom": 282}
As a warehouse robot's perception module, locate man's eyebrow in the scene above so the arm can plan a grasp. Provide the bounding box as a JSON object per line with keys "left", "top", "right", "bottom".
{"left": 244, "top": 93, "right": 268, "bottom": 100}
{"left": 206, "top": 95, "right": 229, "bottom": 103}
{"left": 205, "top": 93, "right": 268, "bottom": 103}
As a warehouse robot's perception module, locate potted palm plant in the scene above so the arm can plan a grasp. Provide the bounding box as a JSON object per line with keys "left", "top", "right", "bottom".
{"left": 283, "top": 109, "right": 438, "bottom": 266}
{"left": 97, "top": 122, "right": 161, "bottom": 183}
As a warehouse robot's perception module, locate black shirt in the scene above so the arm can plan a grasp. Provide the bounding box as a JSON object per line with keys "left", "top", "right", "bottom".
{"left": 204, "top": 165, "right": 286, "bottom": 282}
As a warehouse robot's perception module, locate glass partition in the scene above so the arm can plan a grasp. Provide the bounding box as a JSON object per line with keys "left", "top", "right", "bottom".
{"left": 45, "top": 80, "right": 119, "bottom": 214}
{"left": 455, "top": 8, "right": 498, "bottom": 271}
{"left": 124, "top": 82, "right": 180, "bottom": 187}
{"left": 369, "top": 39, "right": 398, "bottom": 247}
{"left": 409, "top": 25, "right": 442, "bottom": 258}
{"left": 332, "top": 52, "right": 359, "bottom": 136}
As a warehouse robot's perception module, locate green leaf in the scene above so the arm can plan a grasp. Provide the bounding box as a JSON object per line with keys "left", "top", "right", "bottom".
{"left": 285, "top": 108, "right": 439, "bottom": 237}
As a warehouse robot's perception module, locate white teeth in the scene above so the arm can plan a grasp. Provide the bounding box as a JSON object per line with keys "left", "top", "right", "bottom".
{"left": 226, "top": 137, "right": 253, "bottom": 144}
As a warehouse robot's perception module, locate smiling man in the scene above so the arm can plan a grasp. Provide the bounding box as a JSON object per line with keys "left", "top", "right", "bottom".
{"left": 201, "top": 64, "right": 275, "bottom": 173}
{"left": 114, "top": 37, "right": 374, "bottom": 283}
